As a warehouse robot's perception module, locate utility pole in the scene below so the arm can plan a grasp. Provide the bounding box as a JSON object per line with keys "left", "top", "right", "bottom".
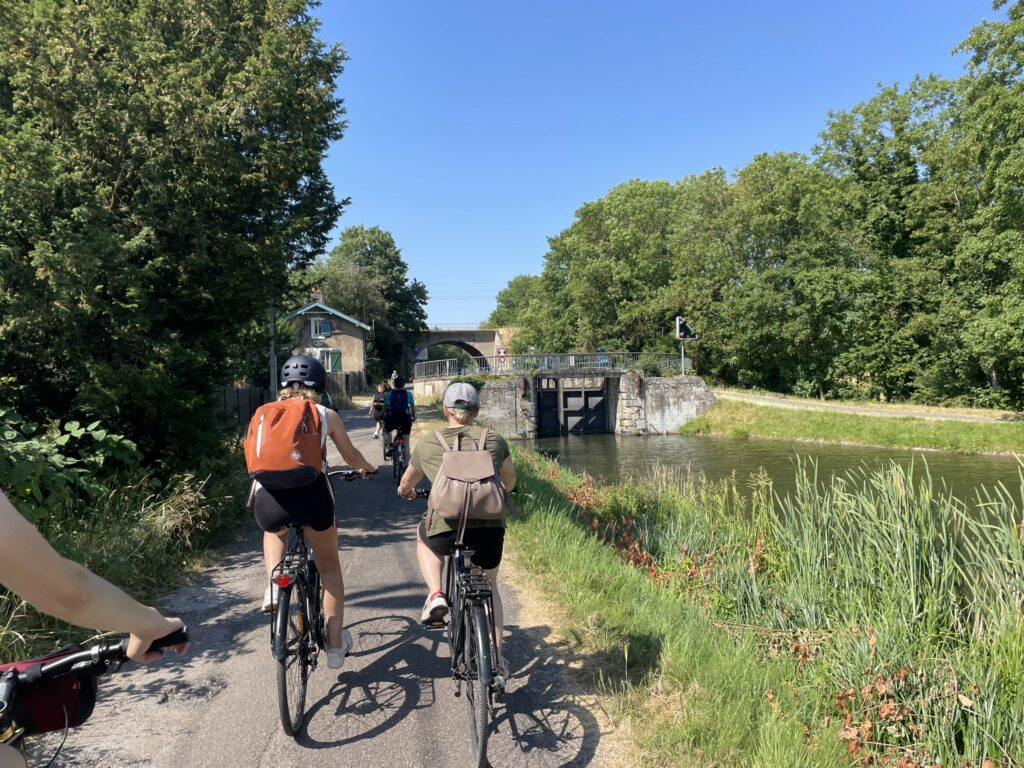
{"left": 269, "top": 301, "right": 278, "bottom": 394}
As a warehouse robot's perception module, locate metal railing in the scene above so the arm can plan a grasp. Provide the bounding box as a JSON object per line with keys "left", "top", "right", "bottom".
{"left": 414, "top": 352, "right": 681, "bottom": 380}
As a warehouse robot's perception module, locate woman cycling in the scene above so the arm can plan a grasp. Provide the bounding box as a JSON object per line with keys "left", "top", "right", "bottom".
{"left": 396, "top": 382, "right": 515, "bottom": 671}
{"left": 252, "top": 355, "right": 377, "bottom": 669}
{"left": 0, "top": 489, "right": 187, "bottom": 768}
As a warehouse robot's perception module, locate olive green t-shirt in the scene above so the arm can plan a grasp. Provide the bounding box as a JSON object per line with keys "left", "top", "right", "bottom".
{"left": 411, "top": 425, "right": 510, "bottom": 537}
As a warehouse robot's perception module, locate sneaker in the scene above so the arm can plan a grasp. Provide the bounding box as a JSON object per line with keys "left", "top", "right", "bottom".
{"left": 420, "top": 590, "right": 449, "bottom": 624}
{"left": 384, "top": 446, "right": 393, "bottom": 458}
{"left": 326, "top": 628, "right": 353, "bottom": 670}
{"left": 261, "top": 583, "right": 279, "bottom": 613}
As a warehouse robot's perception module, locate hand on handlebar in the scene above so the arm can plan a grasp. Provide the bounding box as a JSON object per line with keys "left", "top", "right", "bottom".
{"left": 396, "top": 485, "right": 418, "bottom": 500}
{"left": 126, "top": 615, "right": 189, "bottom": 664}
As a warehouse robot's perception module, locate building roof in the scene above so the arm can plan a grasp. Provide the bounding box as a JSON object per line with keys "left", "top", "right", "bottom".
{"left": 284, "top": 302, "right": 371, "bottom": 331}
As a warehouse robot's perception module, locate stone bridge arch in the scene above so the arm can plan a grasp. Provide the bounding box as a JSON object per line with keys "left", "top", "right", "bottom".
{"left": 418, "top": 328, "right": 504, "bottom": 360}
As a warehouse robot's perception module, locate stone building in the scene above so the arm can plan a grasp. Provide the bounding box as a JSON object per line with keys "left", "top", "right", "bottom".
{"left": 284, "top": 293, "right": 371, "bottom": 394}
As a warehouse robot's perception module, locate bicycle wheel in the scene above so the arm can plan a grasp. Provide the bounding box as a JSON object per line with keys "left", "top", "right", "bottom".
{"left": 274, "top": 584, "right": 310, "bottom": 737}
{"left": 464, "top": 603, "right": 491, "bottom": 767}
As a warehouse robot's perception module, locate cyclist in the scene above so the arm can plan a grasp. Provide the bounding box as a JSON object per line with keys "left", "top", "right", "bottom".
{"left": 252, "top": 355, "right": 377, "bottom": 669}
{"left": 368, "top": 382, "right": 388, "bottom": 440}
{"left": 396, "top": 382, "right": 515, "bottom": 670}
{"left": 381, "top": 376, "right": 415, "bottom": 458}
{"left": 0, "top": 489, "right": 187, "bottom": 768}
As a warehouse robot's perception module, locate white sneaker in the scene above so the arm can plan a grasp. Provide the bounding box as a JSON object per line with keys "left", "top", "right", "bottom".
{"left": 420, "top": 591, "right": 449, "bottom": 624}
{"left": 261, "top": 583, "right": 279, "bottom": 613}
{"left": 326, "top": 628, "right": 353, "bottom": 669}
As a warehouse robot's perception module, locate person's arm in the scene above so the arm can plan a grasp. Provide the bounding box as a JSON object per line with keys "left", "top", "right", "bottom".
{"left": 500, "top": 455, "right": 516, "bottom": 492}
{"left": 325, "top": 409, "right": 377, "bottom": 474}
{"left": 397, "top": 465, "right": 424, "bottom": 499}
{"left": 0, "top": 491, "right": 186, "bottom": 663}
{"left": 409, "top": 393, "right": 416, "bottom": 420}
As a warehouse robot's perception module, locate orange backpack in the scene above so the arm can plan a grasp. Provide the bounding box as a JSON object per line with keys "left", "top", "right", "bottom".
{"left": 244, "top": 399, "right": 327, "bottom": 489}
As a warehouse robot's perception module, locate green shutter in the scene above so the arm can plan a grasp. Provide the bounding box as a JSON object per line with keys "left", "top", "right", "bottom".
{"left": 329, "top": 349, "right": 341, "bottom": 371}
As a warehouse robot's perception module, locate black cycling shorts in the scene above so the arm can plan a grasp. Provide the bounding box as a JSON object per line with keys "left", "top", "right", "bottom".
{"left": 384, "top": 414, "right": 412, "bottom": 435}
{"left": 417, "top": 520, "right": 504, "bottom": 570}
{"left": 253, "top": 476, "right": 336, "bottom": 533}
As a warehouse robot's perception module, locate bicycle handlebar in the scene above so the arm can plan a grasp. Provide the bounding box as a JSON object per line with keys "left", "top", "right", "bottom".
{"left": 326, "top": 468, "right": 366, "bottom": 481}
{"left": 0, "top": 626, "right": 190, "bottom": 717}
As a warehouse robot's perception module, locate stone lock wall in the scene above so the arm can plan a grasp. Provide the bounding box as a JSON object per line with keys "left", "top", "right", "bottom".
{"left": 476, "top": 376, "right": 538, "bottom": 439}
{"left": 614, "top": 374, "right": 715, "bottom": 435}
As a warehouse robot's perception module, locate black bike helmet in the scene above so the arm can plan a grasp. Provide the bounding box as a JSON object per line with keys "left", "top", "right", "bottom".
{"left": 393, "top": 376, "right": 406, "bottom": 389}
{"left": 280, "top": 355, "right": 327, "bottom": 392}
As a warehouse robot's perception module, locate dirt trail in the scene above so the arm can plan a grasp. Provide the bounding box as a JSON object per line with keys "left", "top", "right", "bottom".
{"left": 714, "top": 390, "right": 1018, "bottom": 423}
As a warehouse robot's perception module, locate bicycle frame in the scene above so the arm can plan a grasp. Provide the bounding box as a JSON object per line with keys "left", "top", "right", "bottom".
{"left": 443, "top": 546, "right": 502, "bottom": 693}
{"left": 270, "top": 525, "right": 324, "bottom": 662}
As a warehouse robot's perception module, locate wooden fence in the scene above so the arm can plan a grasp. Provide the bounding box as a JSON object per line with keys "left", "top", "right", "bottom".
{"left": 217, "top": 386, "right": 272, "bottom": 431}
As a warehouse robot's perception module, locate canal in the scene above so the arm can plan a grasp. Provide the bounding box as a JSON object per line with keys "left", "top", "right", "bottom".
{"left": 527, "top": 433, "right": 1024, "bottom": 506}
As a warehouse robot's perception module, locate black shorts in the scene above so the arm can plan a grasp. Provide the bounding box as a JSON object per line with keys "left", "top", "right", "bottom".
{"left": 385, "top": 414, "right": 412, "bottom": 435}
{"left": 417, "top": 520, "right": 504, "bottom": 570}
{"left": 253, "top": 476, "right": 335, "bottom": 533}
{"left": 372, "top": 409, "right": 386, "bottom": 423}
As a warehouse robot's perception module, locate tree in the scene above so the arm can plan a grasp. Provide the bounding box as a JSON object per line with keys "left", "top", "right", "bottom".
{"left": 487, "top": 275, "right": 541, "bottom": 327}
{"left": 321, "top": 226, "right": 428, "bottom": 377}
{"left": 0, "top": 0, "right": 347, "bottom": 468}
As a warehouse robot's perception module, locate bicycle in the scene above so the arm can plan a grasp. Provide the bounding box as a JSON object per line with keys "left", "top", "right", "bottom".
{"left": 391, "top": 433, "right": 407, "bottom": 480}
{"left": 270, "top": 468, "right": 362, "bottom": 737}
{"left": 0, "top": 627, "right": 188, "bottom": 767}
{"left": 416, "top": 488, "right": 503, "bottom": 768}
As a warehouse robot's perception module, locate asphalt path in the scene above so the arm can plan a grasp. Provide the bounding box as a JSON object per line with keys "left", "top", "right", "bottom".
{"left": 33, "top": 410, "right": 609, "bottom": 767}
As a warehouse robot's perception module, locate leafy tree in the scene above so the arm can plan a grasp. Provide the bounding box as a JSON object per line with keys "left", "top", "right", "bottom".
{"left": 486, "top": 275, "right": 541, "bottom": 327}
{"left": 320, "top": 225, "right": 427, "bottom": 377}
{"left": 0, "top": 0, "right": 347, "bottom": 468}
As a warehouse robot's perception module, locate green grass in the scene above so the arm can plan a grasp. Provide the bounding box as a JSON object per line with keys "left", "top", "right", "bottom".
{"left": 0, "top": 444, "right": 250, "bottom": 660}
{"left": 683, "top": 398, "right": 1024, "bottom": 455}
{"left": 507, "top": 447, "right": 1024, "bottom": 766}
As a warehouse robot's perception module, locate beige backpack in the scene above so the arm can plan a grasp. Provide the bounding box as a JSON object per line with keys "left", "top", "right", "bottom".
{"left": 426, "top": 428, "right": 506, "bottom": 542}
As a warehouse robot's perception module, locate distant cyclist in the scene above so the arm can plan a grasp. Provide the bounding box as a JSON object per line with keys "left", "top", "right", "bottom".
{"left": 368, "top": 382, "right": 388, "bottom": 440}
{"left": 251, "top": 355, "right": 377, "bottom": 669}
{"left": 381, "top": 376, "right": 415, "bottom": 457}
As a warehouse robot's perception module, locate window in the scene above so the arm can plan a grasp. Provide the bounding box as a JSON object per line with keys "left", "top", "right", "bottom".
{"left": 311, "top": 318, "right": 331, "bottom": 339}
{"left": 311, "top": 348, "right": 341, "bottom": 372}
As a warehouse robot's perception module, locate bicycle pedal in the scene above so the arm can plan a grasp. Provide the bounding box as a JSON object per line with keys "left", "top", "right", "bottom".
{"left": 425, "top": 619, "right": 446, "bottom": 629}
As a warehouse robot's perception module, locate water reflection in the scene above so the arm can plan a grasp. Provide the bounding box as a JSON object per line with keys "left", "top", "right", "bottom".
{"left": 527, "top": 434, "right": 1024, "bottom": 506}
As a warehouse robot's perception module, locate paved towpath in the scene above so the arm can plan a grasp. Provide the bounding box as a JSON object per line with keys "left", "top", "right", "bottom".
{"left": 32, "top": 410, "right": 613, "bottom": 767}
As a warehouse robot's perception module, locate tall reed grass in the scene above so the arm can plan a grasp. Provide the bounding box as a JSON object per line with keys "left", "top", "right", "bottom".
{"left": 516, "top": 448, "right": 1024, "bottom": 765}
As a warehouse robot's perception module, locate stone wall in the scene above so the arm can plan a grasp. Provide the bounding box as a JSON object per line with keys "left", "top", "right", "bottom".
{"left": 642, "top": 375, "right": 716, "bottom": 434}
{"left": 477, "top": 376, "right": 537, "bottom": 439}
{"left": 415, "top": 373, "right": 713, "bottom": 438}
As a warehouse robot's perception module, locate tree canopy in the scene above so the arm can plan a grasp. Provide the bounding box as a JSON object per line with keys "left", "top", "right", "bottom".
{"left": 309, "top": 225, "right": 428, "bottom": 382}
{"left": 0, "top": 0, "right": 347, "bottom": 467}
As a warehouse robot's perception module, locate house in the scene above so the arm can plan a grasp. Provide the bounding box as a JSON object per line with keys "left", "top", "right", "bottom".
{"left": 284, "top": 292, "right": 371, "bottom": 395}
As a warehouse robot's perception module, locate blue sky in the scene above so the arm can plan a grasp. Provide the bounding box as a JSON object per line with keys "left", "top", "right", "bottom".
{"left": 315, "top": 1, "right": 1002, "bottom": 327}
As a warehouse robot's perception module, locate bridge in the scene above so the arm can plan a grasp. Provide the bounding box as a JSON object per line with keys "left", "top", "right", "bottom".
{"left": 416, "top": 326, "right": 513, "bottom": 360}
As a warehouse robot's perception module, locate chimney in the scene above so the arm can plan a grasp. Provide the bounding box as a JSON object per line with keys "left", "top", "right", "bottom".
{"left": 311, "top": 286, "right": 323, "bottom": 303}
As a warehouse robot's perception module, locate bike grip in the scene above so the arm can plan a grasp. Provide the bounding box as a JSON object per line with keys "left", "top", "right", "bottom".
{"left": 149, "top": 626, "right": 189, "bottom": 652}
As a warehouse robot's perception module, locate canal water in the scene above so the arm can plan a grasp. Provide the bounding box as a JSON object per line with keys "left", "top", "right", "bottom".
{"left": 527, "top": 434, "right": 1024, "bottom": 506}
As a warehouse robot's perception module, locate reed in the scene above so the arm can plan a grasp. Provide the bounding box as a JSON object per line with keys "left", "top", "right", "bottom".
{"left": 511, "top": 447, "right": 1024, "bottom": 765}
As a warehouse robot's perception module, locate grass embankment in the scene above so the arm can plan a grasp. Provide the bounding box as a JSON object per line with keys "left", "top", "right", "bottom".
{"left": 684, "top": 398, "right": 1024, "bottom": 455}
{"left": 0, "top": 447, "right": 250, "bottom": 660}
{"left": 506, "top": 448, "right": 1024, "bottom": 767}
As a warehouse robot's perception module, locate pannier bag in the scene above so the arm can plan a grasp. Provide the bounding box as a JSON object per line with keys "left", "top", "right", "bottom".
{"left": 426, "top": 428, "right": 506, "bottom": 540}
{"left": 0, "top": 645, "right": 97, "bottom": 735}
{"left": 244, "top": 399, "right": 327, "bottom": 489}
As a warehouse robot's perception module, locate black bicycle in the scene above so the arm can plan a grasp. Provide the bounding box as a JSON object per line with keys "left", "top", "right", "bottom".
{"left": 0, "top": 627, "right": 188, "bottom": 767}
{"left": 417, "top": 488, "right": 504, "bottom": 767}
{"left": 271, "top": 468, "right": 362, "bottom": 737}
{"left": 391, "top": 433, "right": 407, "bottom": 480}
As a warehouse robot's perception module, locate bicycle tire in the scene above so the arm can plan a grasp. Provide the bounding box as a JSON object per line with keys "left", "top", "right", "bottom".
{"left": 464, "top": 603, "right": 491, "bottom": 767}
{"left": 274, "top": 585, "right": 309, "bottom": 737}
